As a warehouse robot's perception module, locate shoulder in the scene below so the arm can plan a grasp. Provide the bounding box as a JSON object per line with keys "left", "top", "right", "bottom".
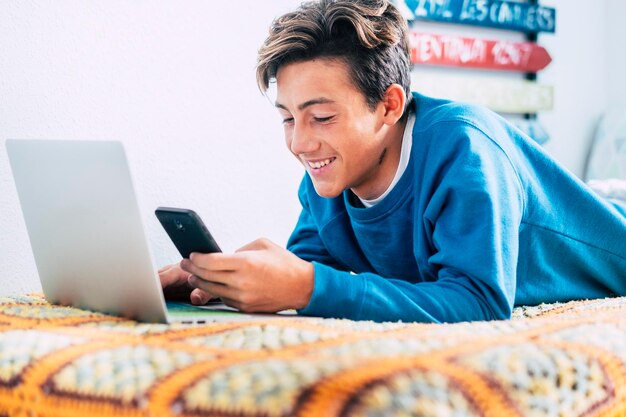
{"left": 408, "top": 93, "right": 526, "bottom": 201}
{"left": 412, "top": 92, "right": 509, "bottom": 140}
{"left": 410, "top": 92, "right": 527, "bottom": 164}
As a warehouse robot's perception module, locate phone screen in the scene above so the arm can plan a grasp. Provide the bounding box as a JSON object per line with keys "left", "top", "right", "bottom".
{"left": 155, "top": 207, "right": 221, "bottom": 258}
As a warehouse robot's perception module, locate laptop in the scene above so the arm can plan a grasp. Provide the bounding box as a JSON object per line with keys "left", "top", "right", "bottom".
{"left": 5, "top": 139, "right": 295, "bottom": 323}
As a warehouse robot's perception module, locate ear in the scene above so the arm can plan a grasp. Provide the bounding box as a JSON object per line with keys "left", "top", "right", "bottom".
{"left": 382, "top": 84, "right": 406, "bottom": 126}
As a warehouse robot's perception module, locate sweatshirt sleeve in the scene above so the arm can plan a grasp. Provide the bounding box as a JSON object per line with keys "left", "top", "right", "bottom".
{"left": 298, "top": 124, "right": 526, "bottom": 323}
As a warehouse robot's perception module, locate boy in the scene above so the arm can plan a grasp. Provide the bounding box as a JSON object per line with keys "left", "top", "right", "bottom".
{"left": 160, "top": 0, "right": 626, "bottom": 323}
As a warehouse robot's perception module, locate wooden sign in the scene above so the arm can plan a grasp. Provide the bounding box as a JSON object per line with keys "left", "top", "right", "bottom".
{"left": 410, "top": 32, "right": 552, "bottom": 72}
{"left": 411, "top": 72, "right": 554, "bottom": 114}
{"left": 395, "top": 0, "right": 556, "bottom": 33}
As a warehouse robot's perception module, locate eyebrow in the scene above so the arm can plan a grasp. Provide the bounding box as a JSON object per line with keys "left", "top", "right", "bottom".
{"left": 275, "top": 97, "right": 335, "bottom": 111}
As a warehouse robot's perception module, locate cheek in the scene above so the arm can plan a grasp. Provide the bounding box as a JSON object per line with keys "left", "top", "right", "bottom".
{"left": 351, "top": 114, "right": 379, "bottom": 137}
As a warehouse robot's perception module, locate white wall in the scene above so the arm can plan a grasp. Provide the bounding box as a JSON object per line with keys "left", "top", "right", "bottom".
{"left": 606, "top": 1, "right": 626, "bottom": 109}
{"left": 0, "top": 0, "right": 304, "bottom": 295}
{"left": 540, "top": 0, "right": 609, "bottom": 177}
{"left": 0, "top": 0, "right": 622, "bottom": 296}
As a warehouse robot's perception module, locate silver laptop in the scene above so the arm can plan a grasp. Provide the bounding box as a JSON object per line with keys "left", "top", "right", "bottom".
{"left": 5, "top": 139, "right": 293, "bottom": 323}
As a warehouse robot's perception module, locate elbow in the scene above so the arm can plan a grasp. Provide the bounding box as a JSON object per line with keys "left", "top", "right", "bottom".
{"left": 464, "top": 280, "right": 514, "bottom": 322}
{"left": 482, "top": 290, "right": 514, "bottom": 321}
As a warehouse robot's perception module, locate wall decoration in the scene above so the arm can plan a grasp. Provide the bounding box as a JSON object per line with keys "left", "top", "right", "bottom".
{"left": 410, "top": 32, "right": 552, "bottom": 72}
{"left": 411, "top": 72, "right": 553, "bottom": 114}
{"left": 396, "top": 0, "right": 556, "bottom": 33}
{"left": 395, "top": 0, "right": 556, "bottom": 144}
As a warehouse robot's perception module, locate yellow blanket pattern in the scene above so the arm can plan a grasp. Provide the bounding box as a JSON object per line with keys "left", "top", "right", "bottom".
{"left": 0, "top": 294, "right": 625, "bottom": 417}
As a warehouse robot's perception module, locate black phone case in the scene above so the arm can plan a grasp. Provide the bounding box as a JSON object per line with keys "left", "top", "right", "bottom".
{"left": 155, "top": 207, "right": 221, "bottom": 259}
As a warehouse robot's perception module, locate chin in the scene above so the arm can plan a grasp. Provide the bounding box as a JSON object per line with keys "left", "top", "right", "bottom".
{"left": 311, "top": 183, "right": 344, "bottom": 199}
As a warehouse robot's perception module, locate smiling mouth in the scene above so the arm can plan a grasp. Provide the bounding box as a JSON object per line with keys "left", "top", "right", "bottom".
{"left": 307, "top": 157, "right": 336, "bottom": 169}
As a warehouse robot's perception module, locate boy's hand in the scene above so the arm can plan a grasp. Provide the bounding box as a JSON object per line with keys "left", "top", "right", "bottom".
{"left": 179, "top": 238, "right": 314, "bottom": 313}
{"left": 158, "top": 263, "right": 215, "bottom": 305}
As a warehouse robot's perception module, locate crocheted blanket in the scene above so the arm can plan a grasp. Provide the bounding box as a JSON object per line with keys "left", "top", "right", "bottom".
{"left": 0, "top": 294, "right": 625, "bottom": 417}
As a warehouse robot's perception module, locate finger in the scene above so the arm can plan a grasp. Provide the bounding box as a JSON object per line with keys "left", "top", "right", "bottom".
{"left": 181, "top": 260, "right": 237, "bottom": 286}
{"left": 180, "top": 260, "right": 213, "bottom": 283}
{"left": 159, "top": 265, "right": 189, "bottom": 287}
{"left": 190, "top": 288, "right": 213, "bottom": 305}
{"left": 179, "top": 258, "right": 209, "bottom": 277}
{"left": 188, "top": 275, "right": 238, "bottom": 300}
{"left": 158, "top": 263, "right": 183, "bottom": 275}
{"left": 188, "top": 252, "right": 244, "bottom": 271}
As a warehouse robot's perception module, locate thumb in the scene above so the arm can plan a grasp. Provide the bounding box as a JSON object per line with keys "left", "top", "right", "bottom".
{"left": 190, "top": 288, "right": 213, "bottom": 305}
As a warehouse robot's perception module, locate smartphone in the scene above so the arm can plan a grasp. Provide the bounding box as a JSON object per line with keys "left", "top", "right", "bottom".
{"left": 155, "top": 207, "right": 221, "bottom": 259}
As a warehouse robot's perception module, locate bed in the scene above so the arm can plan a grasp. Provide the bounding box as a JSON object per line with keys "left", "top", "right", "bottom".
{"left": 0, "top": 293, "right": 625, "bottom": 417}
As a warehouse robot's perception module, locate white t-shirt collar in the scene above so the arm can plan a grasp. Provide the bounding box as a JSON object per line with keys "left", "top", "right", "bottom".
{"left": 359, "top": 112, "right": 415, "bottom": 208}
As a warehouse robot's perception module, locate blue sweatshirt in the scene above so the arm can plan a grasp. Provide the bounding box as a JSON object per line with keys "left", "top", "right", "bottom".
{"left": 287, "top": 93, "right": 626, "bottom": 323}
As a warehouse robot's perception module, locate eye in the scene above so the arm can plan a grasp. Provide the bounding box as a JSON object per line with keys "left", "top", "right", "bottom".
{"left": 282, "top": 117, "right": 294, "bottom": 125}
{"left": 314, "top": 116, "right": 334, "bottom": 123}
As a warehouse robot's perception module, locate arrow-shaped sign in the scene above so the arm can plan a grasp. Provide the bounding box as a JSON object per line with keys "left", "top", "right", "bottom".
{"left": 410, "top": 32, "right": 552, "bottom": 72}
{"left": 396, "top": 0, "right": 556, "bottom": 34}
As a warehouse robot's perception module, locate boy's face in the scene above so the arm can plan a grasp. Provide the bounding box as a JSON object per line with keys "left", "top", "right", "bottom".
{"left": 275, "top": 58, "right": 398, "bottom": 199}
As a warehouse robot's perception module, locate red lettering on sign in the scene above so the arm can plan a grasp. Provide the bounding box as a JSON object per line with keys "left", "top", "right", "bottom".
{"left": 410, "top": 32, "right": 551, "bottom": 72}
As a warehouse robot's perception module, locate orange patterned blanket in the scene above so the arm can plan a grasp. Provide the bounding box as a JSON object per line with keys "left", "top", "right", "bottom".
{"left": 0, "top": 294, "right": 625, "bottom": 417}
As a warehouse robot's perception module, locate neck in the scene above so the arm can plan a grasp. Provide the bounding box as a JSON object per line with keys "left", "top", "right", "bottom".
{"left": 351, "top": 117, "right": 408, "bottom": 200}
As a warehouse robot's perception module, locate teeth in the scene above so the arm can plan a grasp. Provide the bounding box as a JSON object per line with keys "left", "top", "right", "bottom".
{"left": 308, "top": 158, "right": 333, "bottom": 169}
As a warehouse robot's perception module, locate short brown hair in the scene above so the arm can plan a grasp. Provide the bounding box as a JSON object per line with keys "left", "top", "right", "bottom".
{"left": 256, "top": 0, "right": 412, "bottom": 112}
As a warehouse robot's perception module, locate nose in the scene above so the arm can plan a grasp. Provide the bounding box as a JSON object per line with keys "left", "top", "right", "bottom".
{"left": 289, "top": 121, "right": 319, "bottom": 155}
